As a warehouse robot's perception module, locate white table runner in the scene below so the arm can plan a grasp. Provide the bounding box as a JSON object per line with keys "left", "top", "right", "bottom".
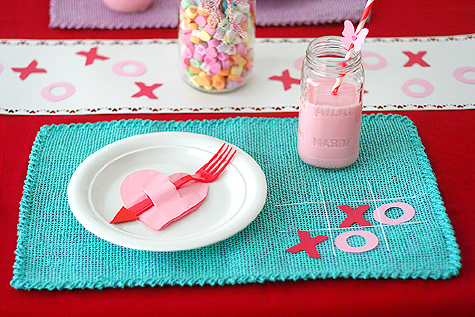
{"left": 1, "top": 35, "right": 474, "bottom": 115}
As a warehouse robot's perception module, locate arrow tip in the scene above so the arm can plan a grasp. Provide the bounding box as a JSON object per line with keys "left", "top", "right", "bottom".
{"left": 110, "top": 206, "right": 139, "bottom": 224}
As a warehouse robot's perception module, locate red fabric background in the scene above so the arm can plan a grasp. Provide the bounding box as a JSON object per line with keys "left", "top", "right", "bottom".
{"left": 1, "top": 1, "right": 475, "bottom": 316}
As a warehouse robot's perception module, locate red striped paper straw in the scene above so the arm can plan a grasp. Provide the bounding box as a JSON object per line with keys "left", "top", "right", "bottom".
{"left": 331, "top": 0, "right": 375, "bottom": 94}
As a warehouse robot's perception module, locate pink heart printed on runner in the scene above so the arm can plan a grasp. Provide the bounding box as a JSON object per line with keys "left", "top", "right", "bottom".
{"left": 118, "top": 170, "right": 209, "bottom": 230}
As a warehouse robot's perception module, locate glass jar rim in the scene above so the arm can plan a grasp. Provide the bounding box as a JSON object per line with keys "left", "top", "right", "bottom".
{"left": 305, "top": 36, "right": 362, "bottom": 73}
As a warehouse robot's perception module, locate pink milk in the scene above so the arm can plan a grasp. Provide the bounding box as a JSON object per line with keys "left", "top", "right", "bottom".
{"left": 297, "top": 77, "right": 362, "bottom": 169}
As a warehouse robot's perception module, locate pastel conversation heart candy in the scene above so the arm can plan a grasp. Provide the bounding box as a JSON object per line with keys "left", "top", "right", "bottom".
{"left": 195, "top": 15, "right": 207, "bottom": 27}
{"left": 205, "top": 47, "right": 218, "bottom": 58}
{"left": 120, "top": 170, "right": 208, "bottom": 230}
{"left": 209, "top": 62, "right": 222, "bottom": 75}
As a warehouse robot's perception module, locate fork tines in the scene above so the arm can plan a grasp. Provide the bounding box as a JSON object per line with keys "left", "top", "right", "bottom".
{"left": 202, "top": 143, "right": 237, "bottom": 176}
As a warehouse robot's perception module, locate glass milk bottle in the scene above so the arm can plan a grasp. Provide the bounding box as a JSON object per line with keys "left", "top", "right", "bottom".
{"left": 103, "top": 0, "right": 153, "bottom": 13}
{"left": 178, "top": 0, "right": 256, "bottom": 93}
{"left": 298, "top": 36, "right": 364, "bottom": 169}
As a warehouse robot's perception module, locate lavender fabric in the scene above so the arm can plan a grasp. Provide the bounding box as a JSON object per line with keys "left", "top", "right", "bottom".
{"left": 50, "top": 0, "right": 178, "bottom": 29}
{"left": 256, "top": 0, "right": 367, "bottom": 27}
{"left": 50, "top": 0, "right": 367, "bottom": 29}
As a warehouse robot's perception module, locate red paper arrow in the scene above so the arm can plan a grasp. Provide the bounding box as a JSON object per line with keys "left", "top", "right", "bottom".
{"left": 110, "top": 195, "right": 154, "bottom": 224}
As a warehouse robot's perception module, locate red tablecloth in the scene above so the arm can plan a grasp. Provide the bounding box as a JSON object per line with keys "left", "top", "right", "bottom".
{"left": 1, "top": 1, "right": 474, "bottom": 316}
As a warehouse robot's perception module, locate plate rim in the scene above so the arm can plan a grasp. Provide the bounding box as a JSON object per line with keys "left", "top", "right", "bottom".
{"left": 68, "top": 131, "right": 267, "bottom": 251}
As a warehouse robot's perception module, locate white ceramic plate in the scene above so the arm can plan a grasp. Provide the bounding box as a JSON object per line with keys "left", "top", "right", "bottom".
{"left": 68, "top": 132, "right": 267, "bottom": 251}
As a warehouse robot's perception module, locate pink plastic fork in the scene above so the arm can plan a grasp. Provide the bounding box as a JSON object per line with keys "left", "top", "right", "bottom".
{"left": 111, "top": 143, "right": 237, "bottom": 224}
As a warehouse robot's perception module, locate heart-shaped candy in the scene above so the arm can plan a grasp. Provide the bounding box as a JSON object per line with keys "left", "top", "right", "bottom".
{"left": 217, "top": 52, "right": 229, "bottom": 61}
{"left": 195, "top": 15, "right": 207, "bottom": 27}
{"left": 209, "top": 62, "right": 222, "bottom": 75}
{"left": 205, "top": 47, "right": 218, "bottom": 58}
{"left": 120, "top": 170, "right": 208, "bottom": 230}
{"left": 207, "top": 38, "right": 220, "bottom": 48}
{"left": 195, "top": 44, "right": 207, "bottom": 56}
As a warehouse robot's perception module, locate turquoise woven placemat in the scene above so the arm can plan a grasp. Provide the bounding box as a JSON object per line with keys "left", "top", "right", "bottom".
{"left": 12, "top": 115, "right": 461, "bottom": 290}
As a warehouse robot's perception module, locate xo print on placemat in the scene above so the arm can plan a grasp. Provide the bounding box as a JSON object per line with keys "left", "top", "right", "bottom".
{"left": 9, "top": 46, "right": 163, "bottom": 102}
{"left": 280, "top": 181, "right": 425, "bottom": 259}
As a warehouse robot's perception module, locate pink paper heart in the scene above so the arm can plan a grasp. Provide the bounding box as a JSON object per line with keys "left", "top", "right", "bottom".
{"left": 120, "top": 170, "right": 208, "bottom": 230}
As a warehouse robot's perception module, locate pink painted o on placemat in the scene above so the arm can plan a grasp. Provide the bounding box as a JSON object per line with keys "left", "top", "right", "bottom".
{"left": 0, "top": 63, "right": 3, "bottom": 73}
{"left": 334, "top": 230, "right": 379, "bottom": 253}
{"left": 362, "top": 51, "right": 387, "bottom": 70}
{"left": 112, "top": 61, "right": 147, "bottom": 77}
{"left": 454, "top": 67, "right": 475, "bottom": 84}
{"left": 374, "top": 202, "right": 415, "bottom": 225}
{"left": 401, "top": 78, "right": 433, "bottom": 98}
{"left": 41, "top": 82, "right": 75, "bottom": 101}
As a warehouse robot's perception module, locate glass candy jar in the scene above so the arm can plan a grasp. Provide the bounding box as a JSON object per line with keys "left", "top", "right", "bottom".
{"left": 298, "top": 36, "right": 365, "bottom": 169}
{"left": 178, "top": 0, "right": 256, "bottom": 93}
